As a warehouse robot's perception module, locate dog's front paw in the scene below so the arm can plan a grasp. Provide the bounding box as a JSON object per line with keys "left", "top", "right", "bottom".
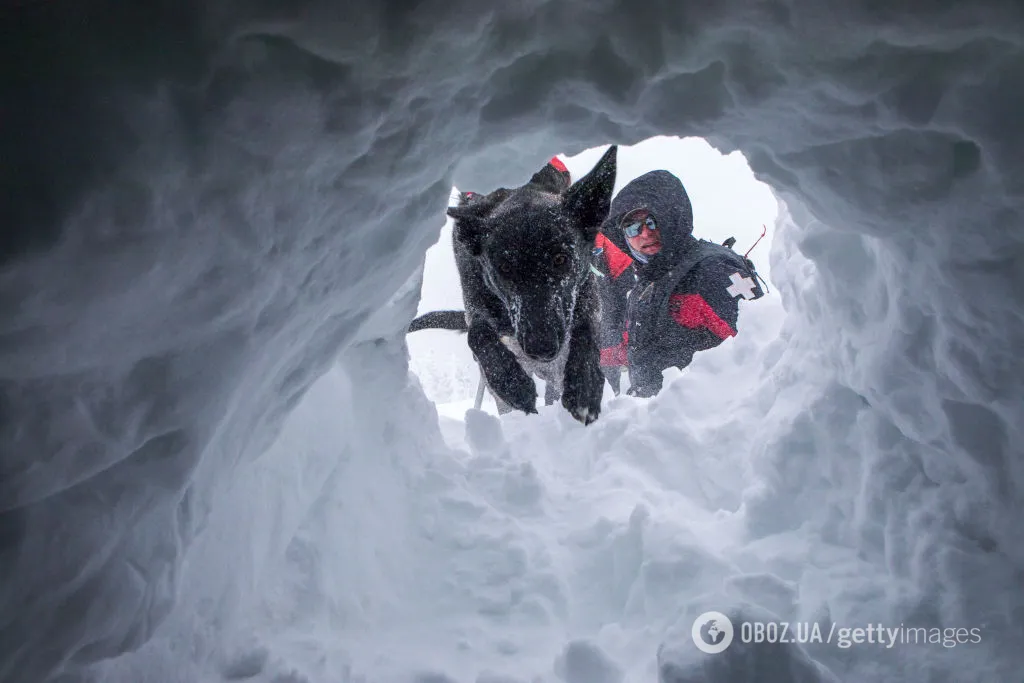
{"left": 490, "top": 365, "right": 538, "bottom": 415}
{"left": 561, "top": 355, "right": 604, "bottom": 425}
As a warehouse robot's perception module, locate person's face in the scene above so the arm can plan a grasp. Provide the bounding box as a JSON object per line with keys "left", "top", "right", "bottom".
{"left": 622, "top": 209, "right": 662, "bottom": 256}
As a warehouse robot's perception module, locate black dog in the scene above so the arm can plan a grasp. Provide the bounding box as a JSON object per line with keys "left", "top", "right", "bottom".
{"left": 410, "top": 146, "right": 617, "bottom": 425}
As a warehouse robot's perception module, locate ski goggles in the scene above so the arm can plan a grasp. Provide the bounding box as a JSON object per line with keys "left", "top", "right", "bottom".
{"left": 621, "top": 213, "right": 658, "bottom": 239}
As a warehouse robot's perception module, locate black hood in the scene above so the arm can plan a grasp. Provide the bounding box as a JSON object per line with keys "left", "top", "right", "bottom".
{"left": 599, "top": 170, "right": 695, "bottom": 277}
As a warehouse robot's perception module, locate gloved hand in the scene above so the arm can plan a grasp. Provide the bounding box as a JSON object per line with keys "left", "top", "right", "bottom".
{"left": 626, "top": 369, "right": 662, "bottom": 398}
{"left": 626, "top": 383, "right": 658, "bottom": 398}
{"left": 601, "top": 366, "right": 622, "bottom": 395}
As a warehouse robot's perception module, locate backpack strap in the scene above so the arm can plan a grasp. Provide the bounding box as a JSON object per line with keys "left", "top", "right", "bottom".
{"left": 646, "top": 241, "right": 718, "bottom": 324}
{"left": 649, "top": 239, "right": 767, "bottom": 317}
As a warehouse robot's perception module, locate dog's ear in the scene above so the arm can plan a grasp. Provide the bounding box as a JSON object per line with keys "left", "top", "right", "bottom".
{"left": 561, "top": 145, "right": 617, "bottom": 241}
{"left": 526, "top": 161, "right": 572, "bottom": 195}
{"left": 447, "top": 188, "right": 510, "bottom": 256}
{"left": 447, "top": 187, "right": 510, "bottom": 223}
{"left": 448, "top": 206, "right": 486, "bottom": 256}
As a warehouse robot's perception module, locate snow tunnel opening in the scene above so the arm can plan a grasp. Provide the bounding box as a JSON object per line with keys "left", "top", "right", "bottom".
{"left": 407, "top": 134, "right": 783, "bottom": 415}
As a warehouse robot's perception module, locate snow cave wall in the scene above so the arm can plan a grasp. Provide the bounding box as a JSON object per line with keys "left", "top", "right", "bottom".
{"left": 2, "top": 1, "right": 1023, "bottom": 682}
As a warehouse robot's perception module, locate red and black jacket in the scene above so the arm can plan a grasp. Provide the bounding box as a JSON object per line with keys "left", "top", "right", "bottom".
{"left": 593, "top": 170, "right": 763, "bottom": 394}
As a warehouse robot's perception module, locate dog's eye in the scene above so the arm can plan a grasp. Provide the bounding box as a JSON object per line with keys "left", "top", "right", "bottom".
{"left": 498, "top": 262, "right": 513, "bottom": 276}
{"left": 552, "top": 253, "right": 568, "bottom": 268}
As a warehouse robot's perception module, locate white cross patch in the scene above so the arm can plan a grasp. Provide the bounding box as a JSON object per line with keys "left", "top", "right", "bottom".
{"left": 726, "top": 272, "right": 757, "bottom": 300}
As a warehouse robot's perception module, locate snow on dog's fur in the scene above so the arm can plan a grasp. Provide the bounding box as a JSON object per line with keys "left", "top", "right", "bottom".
{"left": 411, "top": 147, "right": 617, "bottom": 424}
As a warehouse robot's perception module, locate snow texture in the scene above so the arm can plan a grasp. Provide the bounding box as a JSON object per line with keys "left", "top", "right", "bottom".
{"left": 2, "top": 2, "right": 1023, "bottom": 682}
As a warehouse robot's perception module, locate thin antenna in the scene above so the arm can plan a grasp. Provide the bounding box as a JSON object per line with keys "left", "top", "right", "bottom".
{"left": 744, "top": 224, "right": 768, "bottom": 259}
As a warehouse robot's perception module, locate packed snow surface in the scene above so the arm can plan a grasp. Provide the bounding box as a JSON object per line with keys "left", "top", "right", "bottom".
{"left": 2, "top": 2, "right": 1023, "bottom": 683}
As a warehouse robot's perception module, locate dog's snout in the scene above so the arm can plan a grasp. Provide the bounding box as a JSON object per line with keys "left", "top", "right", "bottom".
{"left": 520, "top": 327, "right": 562, "bottom": 362}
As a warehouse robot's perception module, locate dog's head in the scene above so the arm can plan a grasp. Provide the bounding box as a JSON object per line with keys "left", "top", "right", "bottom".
{"left": 448, "top": 146, "right": 617, "bottom": 362}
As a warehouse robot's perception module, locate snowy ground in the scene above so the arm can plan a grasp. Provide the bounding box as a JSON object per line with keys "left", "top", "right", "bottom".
{"left": 412, "top": 221, "right": 791, "bottom": 682}
{"left": 315, "top": 141, "right": 1001, "bottom": 683}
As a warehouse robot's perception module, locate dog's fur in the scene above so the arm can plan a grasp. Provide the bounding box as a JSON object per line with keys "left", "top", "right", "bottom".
{"left": 410, "top": 146, "right": 617, "bottom": 424}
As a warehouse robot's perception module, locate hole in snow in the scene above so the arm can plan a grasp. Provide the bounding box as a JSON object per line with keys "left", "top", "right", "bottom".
{"left": 408, "top": 135, "right": 781, "bottom": 418}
